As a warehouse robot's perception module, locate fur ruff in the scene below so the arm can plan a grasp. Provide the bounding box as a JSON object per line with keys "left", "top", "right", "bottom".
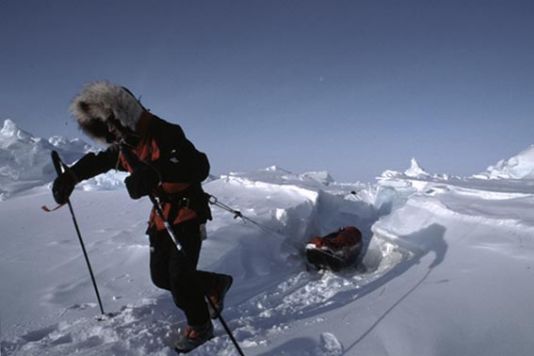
{"left": 70, "top": 81, "right": 143, "bottom": 135}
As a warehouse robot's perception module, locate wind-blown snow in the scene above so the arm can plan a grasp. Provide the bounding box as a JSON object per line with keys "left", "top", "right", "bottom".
{"left": 2, "top": 119, "right": 534, "bottom": 355}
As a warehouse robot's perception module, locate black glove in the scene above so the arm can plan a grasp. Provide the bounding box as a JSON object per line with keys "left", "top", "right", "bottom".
{"left": 124, "top": 166, "right": 159, "bottom": 199}
{"left": 52, "top": 171, "right": 77, "bottom": 204}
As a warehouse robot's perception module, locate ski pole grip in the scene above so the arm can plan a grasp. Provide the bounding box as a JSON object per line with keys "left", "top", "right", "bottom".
{"left": 119, "top": 144, "right": 144, "bottom": 171}
{"left": 51, "top": 150, "right": 64, "bottom": 176}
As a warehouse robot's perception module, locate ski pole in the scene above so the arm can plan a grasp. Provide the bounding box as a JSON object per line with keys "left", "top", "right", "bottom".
{"left": 119, "top": 146, "right": 245, "bottom": 356}
{"left": 51, "top": 150, "right": 105, "bottom": 316}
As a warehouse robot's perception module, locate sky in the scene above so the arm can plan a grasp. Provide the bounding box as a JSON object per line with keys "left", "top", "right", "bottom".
{"left": 1, "top": 0, "right": 533, "bottom": 182}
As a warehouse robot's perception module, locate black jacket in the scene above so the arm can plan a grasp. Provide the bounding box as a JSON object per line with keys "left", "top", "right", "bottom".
{"left": 71, "top": 115, "right": 211, "bottom": 230}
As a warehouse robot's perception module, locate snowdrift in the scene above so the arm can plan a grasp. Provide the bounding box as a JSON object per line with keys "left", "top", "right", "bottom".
{"left": 0, "top": 119, "right": 126, "bottom": 200}
{"left": 2, "top": 119, "right": 534, "bottom": 355}
{"left": 475, "top": 145, "right": 534, "bottom": 180}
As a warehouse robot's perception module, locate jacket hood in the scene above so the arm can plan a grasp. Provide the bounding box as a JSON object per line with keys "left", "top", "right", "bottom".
{"left": 70, "top": 81, "right": 144, "bottom": 141}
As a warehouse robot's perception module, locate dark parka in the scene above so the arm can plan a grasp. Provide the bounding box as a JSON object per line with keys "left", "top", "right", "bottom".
{"left": 69, "top": 114, "right": 211, "bottom": 233}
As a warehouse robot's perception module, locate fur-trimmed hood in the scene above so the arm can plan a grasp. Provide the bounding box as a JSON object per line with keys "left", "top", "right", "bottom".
{"left": 70, "top": 81, "right": 144, "bottom": 141}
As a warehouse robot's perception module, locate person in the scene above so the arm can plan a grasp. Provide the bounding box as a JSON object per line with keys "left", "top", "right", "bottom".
{"left": 52, "top": 81, "right": 233, "bottom": 352}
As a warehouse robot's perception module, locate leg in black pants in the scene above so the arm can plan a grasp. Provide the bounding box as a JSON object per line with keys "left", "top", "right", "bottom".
{"left": 149, "top": 219, "right": 226, "bottom": 326}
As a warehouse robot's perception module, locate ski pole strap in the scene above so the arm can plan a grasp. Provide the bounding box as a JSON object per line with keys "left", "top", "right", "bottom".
{"left": 41, "top": 203, "right": 66, "bottom": 212}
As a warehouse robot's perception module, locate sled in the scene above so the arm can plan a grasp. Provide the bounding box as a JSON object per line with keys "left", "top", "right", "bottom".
{"left": 305, "top": 226, "right": 362, "bottom": 271}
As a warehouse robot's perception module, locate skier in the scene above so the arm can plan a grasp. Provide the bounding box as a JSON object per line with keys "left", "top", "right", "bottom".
{"left": 51, "top": 81, "right": 233, "bottom": 352}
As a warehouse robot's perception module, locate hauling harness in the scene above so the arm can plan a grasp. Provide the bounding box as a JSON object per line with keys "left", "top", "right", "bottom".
{"left": 206, "top": 194, "right": 304, "bottom": 253}
{"left": 207, "top": 195, "right": 281, "bottom": 236}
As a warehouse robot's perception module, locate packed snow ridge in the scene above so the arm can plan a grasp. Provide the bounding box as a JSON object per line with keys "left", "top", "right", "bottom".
{"left": 0, "top": 119, "right": 126, "bottom": 200}
{"left": 2, "top": 119, "right": 534, "bottom": 356}
{"left": 474, "top": 145, "right": 534, "bottom": 180}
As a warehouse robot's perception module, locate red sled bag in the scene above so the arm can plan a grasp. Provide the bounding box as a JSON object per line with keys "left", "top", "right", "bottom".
{"left": 305, "top": 226, "right": 363, "bottom": 271}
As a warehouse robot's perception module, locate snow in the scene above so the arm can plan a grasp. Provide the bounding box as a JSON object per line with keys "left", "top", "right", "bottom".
{"left": 2, "top": 119, "right": 534, "bottom": 355}
{"left": 0, "top": 119, "right": 94, "bottom": 200}
{"left": 475, "top": 145, "right": 534, "bottom": 180}
{"left": 403, "top": 158, "right": 429, "bottom": 178}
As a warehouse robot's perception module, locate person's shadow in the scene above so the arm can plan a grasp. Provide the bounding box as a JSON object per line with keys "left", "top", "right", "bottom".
{"left": 343, "top": 223, "right": 447, "bottom": 354}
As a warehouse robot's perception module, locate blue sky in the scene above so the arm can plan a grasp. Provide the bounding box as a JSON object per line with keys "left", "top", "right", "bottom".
{"left": 1, "top": 0, "right": 533, "bottom": 182}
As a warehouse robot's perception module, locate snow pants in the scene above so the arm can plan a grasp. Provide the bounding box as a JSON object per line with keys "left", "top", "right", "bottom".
{"left": 148, "top": 219, "right": 221, "bottom": 326}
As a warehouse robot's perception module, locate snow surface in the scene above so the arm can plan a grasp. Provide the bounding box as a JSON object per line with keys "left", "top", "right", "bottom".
{"left": 2, "top": 119, "right": 534, "bottom": 355}
{"left": 475, "top": 145, "right": 534, "bottom": 180}
{"left": 0, "top": 119, "right": 94, "bottom": 200}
